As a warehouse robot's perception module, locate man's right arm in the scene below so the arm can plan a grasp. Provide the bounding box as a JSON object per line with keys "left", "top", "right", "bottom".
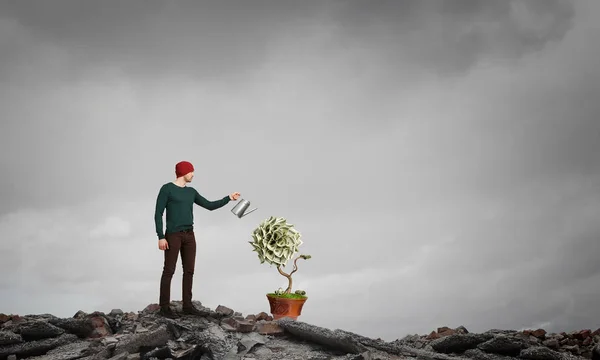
{"left": 154, "top": 185, "right": 169, "bottom": 239}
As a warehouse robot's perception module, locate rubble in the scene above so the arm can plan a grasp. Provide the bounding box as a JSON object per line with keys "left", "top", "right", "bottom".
{"left": 0, "top": 302, "right": 598, "bottom": 360}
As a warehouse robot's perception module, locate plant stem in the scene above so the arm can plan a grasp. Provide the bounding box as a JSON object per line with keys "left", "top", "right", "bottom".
{"left": 276, "top": 255, "right": 303, "bottom": 294}
{"left": 276, "top": 266, "right": 292, "bottom": 294}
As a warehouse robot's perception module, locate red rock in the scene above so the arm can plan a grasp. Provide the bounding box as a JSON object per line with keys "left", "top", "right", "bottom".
{"left": 576, "top": 329, "right": 591, "bottom": 340}
{"left": 531, "top": 329, "right": 547, "bottom": 339}
{"left": 0, "top": 314, "right": 10, "bottom": 324}
{"left": 582, "top": 337, "right": 592, "bottom": 346}
{"left": 88, "top": 315, "right": 113, "bottom": 338}
{"left": 592, "top": 328, "right": 600, "bottom": 337}
{"left": 256, "top": 321, "right": 284, "bottom": 336}
{"left": 221, "top": 317, "right": 253, "bottom": 333}
{"left": 255, "top": 312, "right": 270, "bottom": 321}
{"left": 426, "top": 331, "right": 440, "bottom": 340}
{"left": 439, "top": 329, "right": 456, "bottom": 337}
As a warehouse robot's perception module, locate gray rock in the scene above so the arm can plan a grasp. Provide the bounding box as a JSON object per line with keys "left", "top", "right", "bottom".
{"left": 314, "top": 328, "right": 462, "bottom": 360}
{"left": 276, "top": 318, "right": 368, "bottom": 354}
{"left": 19, "top": 321, "right": 66, "bottom": 341}
{"left": 73, "top": 312, "right": 87, "bottom": 319}
{"left": 77, "top": 343, "right": 115, "bottom": 360}
{"left": 4, "top": 304, "right": 599, "bottom": 360}
{"left": 133, "top": 325, "right": 147, "bottom": 334}
{"left": 170, "top": 345, "right": 198, "bottom": 359}
{"left": 140, "top": 346, "right": 171, "bottom": 360}
{"left": 394, "top": 345, "right": 467, "bottom": 360}
{"left": 112, "top": 325, "right": 171, "bottom": 356}
{"left": 25, "top": 341, "right": 92, "bottom": 360}
{"left": 477, "top": 334, "right": 529, "bottom": 356}
{"left": 22, "top": 315, "right": 59, "bottom": 323}
{"left": 0, "top": 333, "right": 78, "bottom": 360}
{"left": 562, "top": 344, "right": 580, "bottom": 355}
{"left": 101, "top": 337, "right": 119, "bottom": 346}
{"left": 399, "top": 334, "right": 421, "bottom": 343}
{"left": 456, "top": 327, "right": 470, "bottom": 335}
{"left": 485, "top": 330, "right": 517, "bottom": 336}
{"left": 429, "top": 333, "right": 494, "bottom": 354}
{"left": 519, "top": 346, "right": 563, "bottom": 360}
{"left": 214, "top": 306, "right": 234, "bottom": 317}
{"left": 107, "top": 353, "right": 129, "bottom": 360}
{"left": 48, "top": 318, "right": 95, "bottom": 338}
{"left": 236, "top": 332, "right": 267, "bottom": 357}
{"left": 0, "top": 331, "right": 23, "bottom": 346}
{"left": 347, "top": 351, "right": 374, "bottom": 360}
{"left": 542, "top": 339, "right": 560, "bottom": 349}
{"left": 464, "top": 348, "right": 515, "bottom": 360}
{"left": 249, "top": 345, "right": 272, "bottom": 357}
{"left": 592, "top": 343, "right": 600, "bottom": 360}
{"left": 190, "top": 323, "right": 237, "bottom": 360}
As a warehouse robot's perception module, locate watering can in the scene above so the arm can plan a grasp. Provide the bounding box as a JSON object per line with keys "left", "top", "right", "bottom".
{"left": 231, "top": 198, "right": 257, "bottom": 218}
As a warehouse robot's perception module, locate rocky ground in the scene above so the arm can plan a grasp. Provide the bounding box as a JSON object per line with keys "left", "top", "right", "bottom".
{"left": 1, "top": 301, "right": 599, "bottom": 360}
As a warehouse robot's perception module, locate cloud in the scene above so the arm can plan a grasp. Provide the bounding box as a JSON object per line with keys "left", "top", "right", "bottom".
{"left": 0, "top": 0, "right": 576, "bottom": 87}
{"left": 322, "top": 0, "right": 575, "bottom": 76}
{"left": 0, "top": 0, "right": 321, "bottom": 83}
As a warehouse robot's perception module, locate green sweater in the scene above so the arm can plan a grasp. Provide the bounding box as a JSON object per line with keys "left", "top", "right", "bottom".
{"left": 154, "top": 182, "right": 231, "bottom": 239}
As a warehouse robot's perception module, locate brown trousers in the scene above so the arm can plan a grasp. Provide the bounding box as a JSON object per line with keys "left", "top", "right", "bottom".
{"left": 159, "top": 229, "right": 196, "bottom": 308}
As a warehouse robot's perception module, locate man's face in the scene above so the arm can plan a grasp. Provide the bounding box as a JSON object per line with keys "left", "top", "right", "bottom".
{"left": 184, "top": 172, "right": 194, "bottom": 182}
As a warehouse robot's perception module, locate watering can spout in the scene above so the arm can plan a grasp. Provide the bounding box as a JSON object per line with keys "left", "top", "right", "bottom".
{"left": 242, "top": 207, "right": 257, "bottom": 217}
{"left": 231, "top": 198, "right": 257, "bottom": 218}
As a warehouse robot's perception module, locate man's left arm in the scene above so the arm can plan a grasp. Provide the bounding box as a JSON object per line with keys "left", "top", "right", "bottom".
{"left": 194, "top": 189, "right": 231, "bottom": 211}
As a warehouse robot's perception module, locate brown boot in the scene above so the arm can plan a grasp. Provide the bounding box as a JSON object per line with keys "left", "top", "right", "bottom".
{"left": 159, "top": 306, "right": 177, "bottom": 319}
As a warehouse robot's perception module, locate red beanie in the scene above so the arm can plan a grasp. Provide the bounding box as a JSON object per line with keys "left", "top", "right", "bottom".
{"left": 175, "top": 161, "right": 194, "bottom": 177}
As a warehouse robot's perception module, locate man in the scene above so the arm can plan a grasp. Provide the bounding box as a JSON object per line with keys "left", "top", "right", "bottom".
{"left": 154, "top": 160, "right": 240, "bottom": 318}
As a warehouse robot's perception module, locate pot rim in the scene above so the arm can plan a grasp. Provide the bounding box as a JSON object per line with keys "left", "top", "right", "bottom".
{"left": 266, "top": 293, "right": 308, "bottom": 300}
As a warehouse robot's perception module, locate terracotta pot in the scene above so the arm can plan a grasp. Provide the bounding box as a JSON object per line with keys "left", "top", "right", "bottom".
{"left": 266, "top": 294, "right": 307, "bottom": 320}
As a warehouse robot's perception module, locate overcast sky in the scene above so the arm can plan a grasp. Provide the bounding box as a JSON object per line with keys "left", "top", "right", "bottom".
{"left": 1, "top": 0, "right": 599, "bottom": 341}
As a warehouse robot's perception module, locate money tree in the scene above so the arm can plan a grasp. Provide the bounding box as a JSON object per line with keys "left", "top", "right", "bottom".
{"left": 249, "top": 216, "right": 311, "bottom": 297}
